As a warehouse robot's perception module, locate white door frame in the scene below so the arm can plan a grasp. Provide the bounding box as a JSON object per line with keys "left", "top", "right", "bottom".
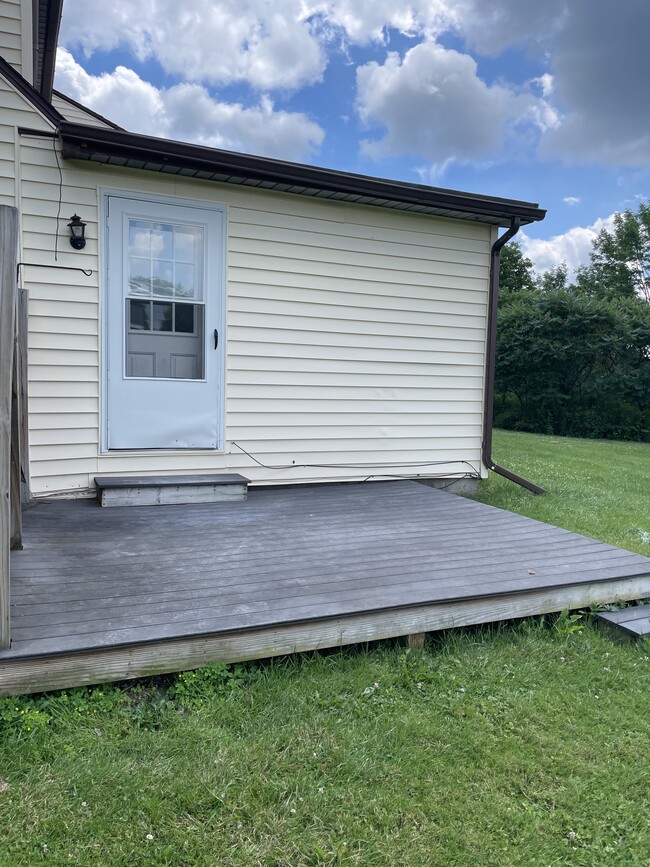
{"left": 100, "top": 188, "right": 227, "bottom": 452}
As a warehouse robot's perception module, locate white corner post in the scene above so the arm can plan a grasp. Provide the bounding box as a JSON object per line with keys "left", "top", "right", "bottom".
{"left": 0, "top": 205, "right": 19, "bottom": 649}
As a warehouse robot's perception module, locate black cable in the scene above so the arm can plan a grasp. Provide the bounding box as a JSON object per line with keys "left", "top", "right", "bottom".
{"left": 52, "top": 135, "right": 63, "bottom": 261}
{"left": 230, "top": 440, "right": 480, "bottom": 477}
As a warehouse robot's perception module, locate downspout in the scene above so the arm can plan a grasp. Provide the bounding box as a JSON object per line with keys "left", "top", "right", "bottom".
{"left": 482, "top": 217, "right": 546, "bottom": 494}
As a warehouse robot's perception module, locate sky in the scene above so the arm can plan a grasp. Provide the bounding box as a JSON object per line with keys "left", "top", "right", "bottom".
{"left": 54, "top": 0, "right": 650, "bottom": 276}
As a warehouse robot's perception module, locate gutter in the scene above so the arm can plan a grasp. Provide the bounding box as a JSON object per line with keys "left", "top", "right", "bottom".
{"left": 58, "top": 122, "right": 547, "bottom": 226}
{"left": 482, "top": 217, "right": 546, "bottom": 494}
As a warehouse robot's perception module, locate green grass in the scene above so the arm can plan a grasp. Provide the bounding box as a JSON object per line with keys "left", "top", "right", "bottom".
{"left": 1, "top": 431, "right": 650, "bottom": 866}
{"left": 476, "top": 429, "right": 650, "bottom": 556}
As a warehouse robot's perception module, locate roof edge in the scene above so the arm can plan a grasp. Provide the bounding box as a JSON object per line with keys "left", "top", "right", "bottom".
{"left": 35, "top": 0, "right": 64, "bottom": 100}
{"left": 58, "top": 122, "right": 546, "bottom": 225}
{"left": 0, "top": 55, "right": 63, "bottom": 126}
{"left": 52, "top": 89, "right": 124, "bottom": 130}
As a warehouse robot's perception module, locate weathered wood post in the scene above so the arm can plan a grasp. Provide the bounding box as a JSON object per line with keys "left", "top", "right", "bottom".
{"left": 0, "top": 205, "right": 19, "bottom": 649}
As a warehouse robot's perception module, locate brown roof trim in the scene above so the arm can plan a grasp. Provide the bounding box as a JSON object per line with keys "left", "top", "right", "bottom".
{"left": 58, "top": 123, "right": 546, "bottom": 226}
{"left": 34, "top": 0, "right": 64, "bottom": 100}
{"left": 0, "top": 55, "right": 63, "bottom": 126}
{"left": 52, "top": 89, "right": 124, "bottom": 130}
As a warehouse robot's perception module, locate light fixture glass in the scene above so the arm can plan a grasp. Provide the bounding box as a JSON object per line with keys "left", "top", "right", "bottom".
{"left": 68, "top": 214, "right": 87, "bottom": 250}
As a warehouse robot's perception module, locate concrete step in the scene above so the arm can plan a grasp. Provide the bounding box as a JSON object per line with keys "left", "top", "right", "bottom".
{"left": 94, "top": 473, "right": 250, "bottom": 507}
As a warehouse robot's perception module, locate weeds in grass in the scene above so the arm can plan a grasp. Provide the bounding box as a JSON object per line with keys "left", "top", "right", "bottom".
{"left": 553, "top": 608, "right": 585, "bottom": 638}
{"left": 167, "top": 661, "right": 262, "bottom": 708}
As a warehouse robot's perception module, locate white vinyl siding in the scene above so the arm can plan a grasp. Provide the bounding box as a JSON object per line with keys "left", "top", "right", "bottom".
{"left": 12, "top": 126, "right": 493, "bottom": 495}
{"left": 0, "top": 72, "right": 53, "bottom": 207}
{"left": 0, "top": 0, "right": 24, "bottom": 74}
{"left": 51, "top": 93, "right": 117, "bottom": 128}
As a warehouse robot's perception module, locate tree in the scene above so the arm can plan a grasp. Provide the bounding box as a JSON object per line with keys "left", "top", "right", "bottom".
{"left": 539, "top": 262, "right": 568, "bottom": 292}
{"left": 581, "top": 202, "right": 650, "bottom": 301}
{"left": 495, "top": 288, "right": 650, "bottom": 440}
{"left": 498, "top": 241, "right": 537, "bottom": 303}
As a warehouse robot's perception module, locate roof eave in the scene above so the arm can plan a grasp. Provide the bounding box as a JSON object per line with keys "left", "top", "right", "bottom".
{"left": 0, "top": 55, "right": 63, "bottom": 126}
{"left": 52, "top": 89, "right": 124, "bottom": 130}
{"left": 58, "top": 123, "right": 546, "bottom": 227}
{"left": 34, "top": 0, "right": 64, "bottom": 100}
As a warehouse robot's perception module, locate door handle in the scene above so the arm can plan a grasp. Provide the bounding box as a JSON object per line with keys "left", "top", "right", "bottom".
{"left": 214, "top": 328, "right": 219, "bottom": 349}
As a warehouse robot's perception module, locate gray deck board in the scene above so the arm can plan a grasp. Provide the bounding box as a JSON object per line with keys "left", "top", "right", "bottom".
{"left": 596, "top": 604, "right": 650, "bottom": 639}
{"left": 3, "top": 481, "right": 650, "bottom": 659}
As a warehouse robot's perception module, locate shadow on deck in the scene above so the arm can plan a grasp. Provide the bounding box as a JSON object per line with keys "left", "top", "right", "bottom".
{"left": 2, "top": 481, "right": 650, "bottom": 695}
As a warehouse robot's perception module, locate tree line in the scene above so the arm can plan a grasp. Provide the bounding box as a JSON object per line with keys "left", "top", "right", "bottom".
{"left": 495, "top": 202, "right": 650, "bottom": 441}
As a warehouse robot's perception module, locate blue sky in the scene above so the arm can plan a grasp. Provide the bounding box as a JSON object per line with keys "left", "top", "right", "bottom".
{"left": 55, "top": 0, "right": 650, "bottom": 274}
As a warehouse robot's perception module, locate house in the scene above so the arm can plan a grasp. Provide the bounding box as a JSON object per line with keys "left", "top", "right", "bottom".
{"left": 16, "top": 2, "right": 648, "bottom": 696}
{"left": 0, "top": 0, "right": 547, "bottom": 505}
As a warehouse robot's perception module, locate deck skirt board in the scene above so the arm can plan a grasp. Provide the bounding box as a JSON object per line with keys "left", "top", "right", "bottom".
{"left": 3, "top": 481, "right": 650, "bottom": 691}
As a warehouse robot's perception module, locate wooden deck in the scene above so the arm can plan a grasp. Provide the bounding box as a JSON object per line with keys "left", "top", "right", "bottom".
{"left": 2, "top": 480, "right": 650, "bottom": 694}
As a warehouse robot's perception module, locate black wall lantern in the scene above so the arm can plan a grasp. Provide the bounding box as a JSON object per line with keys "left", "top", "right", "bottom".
{"left": 67, "top": 214, "right": 87, "bottom": 250}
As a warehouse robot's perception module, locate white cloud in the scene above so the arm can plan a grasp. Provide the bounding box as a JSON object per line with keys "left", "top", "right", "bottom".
{"left": 439, "top": 0, "right": 566, "bottom": 57}
{"left": 55, "top": 49, "right": 324, "bottom": 161}
{"left": 536, "top": 74, "right": 554, "bottom": 98}
{"left": 563, "top": 196, "right": 580, "bottom": 206}
{"left": 59, "top": 0, "right": 326, "bottom": 91}
{"left": 57, "top": 0, "right": 650, "bottom": 170}
{"left": 520, "top": 213, "right": 617, "bottom": 276}
{"left": 435, "top": 0, "right": 650, "bottom": 167}
{"left": 539, "top": 2, "right": 650, "bottom": 166}
{"left": 56, "top": 48, "right": 163, "bottom": 133}
{"left": 355, "top": 41, "right": 556, "bottom": 169}
{"left": 307, "top": 0, "right": 450, "bottom": 44}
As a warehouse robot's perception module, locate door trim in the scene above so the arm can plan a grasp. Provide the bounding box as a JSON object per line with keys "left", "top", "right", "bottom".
{"left": 100, "top": 188, "right": 227, "bottom": 453}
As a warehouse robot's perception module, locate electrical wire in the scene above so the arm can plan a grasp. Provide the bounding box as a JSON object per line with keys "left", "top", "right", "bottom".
{"left": 230, "top": 440, "right": 480, "bottom": 478}
{"left": 52, "top": 135, "right": 63, "bottom": 261}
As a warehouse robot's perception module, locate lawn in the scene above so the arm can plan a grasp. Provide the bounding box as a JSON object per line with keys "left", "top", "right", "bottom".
{"left": 1, "top": 431, "right": 649, "bottom": 866}
{"left": 476, "top": 429, "right": 650, "bottom": 556}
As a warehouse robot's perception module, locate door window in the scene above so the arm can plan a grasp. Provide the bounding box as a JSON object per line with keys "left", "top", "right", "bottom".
{"left": 125, "top": 219, "right": 205, "bottom": 379}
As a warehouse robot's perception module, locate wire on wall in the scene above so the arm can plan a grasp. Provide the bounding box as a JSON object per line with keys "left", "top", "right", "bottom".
{"left": 52, "top": 134, "right": 63, "bottom": 261}
{"left": 231, "top": 440, "right": 480, "bottom": 478}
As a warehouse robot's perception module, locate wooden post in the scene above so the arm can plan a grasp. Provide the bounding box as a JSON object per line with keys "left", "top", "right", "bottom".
{"left": 0, "top": 205, "right": 19, "bottom": 649}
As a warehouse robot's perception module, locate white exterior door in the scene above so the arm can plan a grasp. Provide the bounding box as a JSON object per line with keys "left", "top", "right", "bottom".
{"left": 104, "top": 193, "right": 225, "bottom": 449}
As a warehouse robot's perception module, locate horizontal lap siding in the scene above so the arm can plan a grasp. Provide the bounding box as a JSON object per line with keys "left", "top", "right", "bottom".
{"left": 225, "top": 201, "right": 489, "bottom": 486}
{"left": 0, "top": 74, "right": 53, "bottom": 206}
{"left": 50, "top": 94, "right": 115, "bottom": 128}
{"left": 16, "top": 137, "right": 491, "bottom": 494}
{"left": 0, "top": 1, "right": 23, "bottom": 76}
{"left": 19, "top": 135, "right": 101, "bottom": 493}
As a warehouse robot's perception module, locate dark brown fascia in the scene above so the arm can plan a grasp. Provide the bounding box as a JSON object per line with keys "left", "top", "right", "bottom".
{"left": 58, "top": 122, "right": 547, "bottom": 226}
{"left": 0, "top": 55, "right": 63, "bottom": 126}
{"left": 34, "top": 0, "right": 64, "bottom": 100}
